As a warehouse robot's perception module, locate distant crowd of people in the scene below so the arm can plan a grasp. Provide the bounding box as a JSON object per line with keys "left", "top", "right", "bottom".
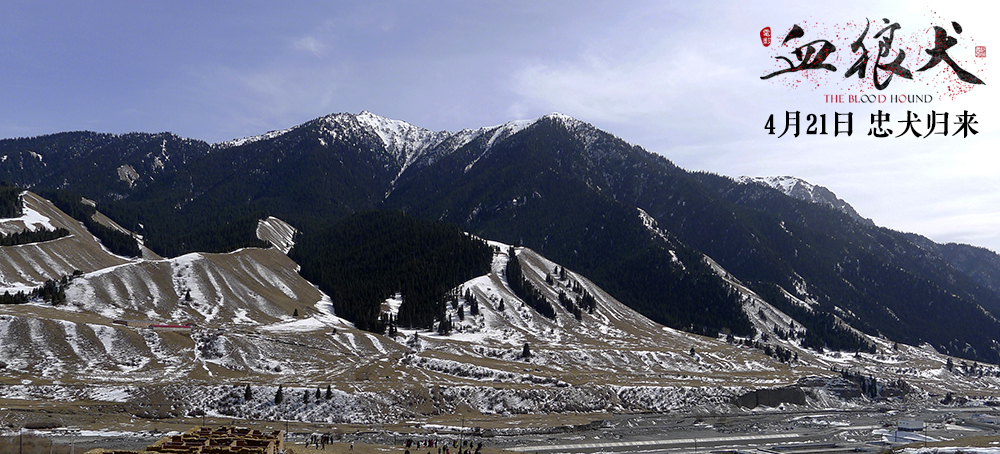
{"left": 307, "top": 433, "right": 335, "bottom": 449}
{"left": 402, "top": 437, "right": 483, "bottom": 454}
{"left": 303, "top": 433, "right": 484, "bottom": 454}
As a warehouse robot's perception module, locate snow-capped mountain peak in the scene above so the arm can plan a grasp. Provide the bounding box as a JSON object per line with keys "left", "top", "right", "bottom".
{"left": 475, "top": 112, "right": 593, "bottom": 151}
{"left": 216, "top": 128, "right": 293, "bottom": 149}
{"left": 484, "top": 118, "right": 535, "bottom": 149}
{"left": 354, "top": 111, "right": 447, "bottom": 157}
{"left": 739, "top": 175, "right": 874, "bottom": 226}
{"left": 351, "top": 111, "right": 453, "bottom": 164}
{"left": 741, "top": 176, "right": 812, "bottom": 195}
{"left": 541, "top": 112, "right": 583, "bottom": 126}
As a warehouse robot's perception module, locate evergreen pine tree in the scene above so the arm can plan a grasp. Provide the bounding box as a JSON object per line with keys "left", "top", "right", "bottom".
{"left": 303, "top": 389, "right": 310, "bottom": 404}
{"left": 293, "top": 308, "right": 299, "bottom": 317}
{"left": 315, "top": 387, "right": 322, "bottom": 400}
{"left": 469, "top": 295, "right": 479, "bottom": 316}
{"left": 325, "top": 384, "right": 333, "bottom": 400}
{"left": 522, "top": 342, "right": 531, "bottom": 359}
{"left": 244, "top": 384, "right": 252, "bottom": 401}
{"left": 437, "top": 317, "right": 452, "bottom": 335}
{"left": 274, "top": 385, "right": 284, "bottom": 405}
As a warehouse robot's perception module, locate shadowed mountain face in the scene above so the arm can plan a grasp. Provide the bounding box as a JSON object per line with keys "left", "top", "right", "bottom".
{"left": 3, "top": 112, "right": 999, "bottom": 364}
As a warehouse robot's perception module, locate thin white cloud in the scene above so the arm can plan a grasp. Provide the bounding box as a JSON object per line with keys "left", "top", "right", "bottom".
{"left": 293, "top": 36, "right": 327, "bottom": 57}
{"left": 183, "top": 61, "right": 350, "bottom": 142}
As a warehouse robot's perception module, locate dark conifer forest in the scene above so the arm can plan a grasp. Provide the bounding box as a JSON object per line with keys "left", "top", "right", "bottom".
{"left": 289, "top": 211, "right": 493, "bottom": 332}
{"left": 38, "top": 190, "right": 142, "bottom": 258}
{"left": 752, "top": 282, "right": 875, "bottom": 354}
{"left": 0, "top": 227, "right": 70, "bottom": 246}
{"left": 0, "top": 183, "right": 21, "bottom": 218}
{"left": 505, "top": 246, "right": 556, "bottom": 319}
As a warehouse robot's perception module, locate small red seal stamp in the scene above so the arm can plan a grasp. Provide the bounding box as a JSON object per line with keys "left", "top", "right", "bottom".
{"left": 976, "top": 46, "right": 986, "bottom": 58}
{"left": 761, "top": 27, "right": 772, "bottom": 47}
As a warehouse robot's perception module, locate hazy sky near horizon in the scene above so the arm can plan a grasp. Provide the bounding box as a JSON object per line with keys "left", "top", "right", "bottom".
{"left": 1, "top": 1, "right": 995, "bottom": 252}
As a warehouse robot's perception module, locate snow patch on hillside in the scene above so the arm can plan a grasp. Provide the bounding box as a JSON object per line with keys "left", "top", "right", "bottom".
{"left": 256, "top": 216, "right": 297, "bottom": 254}
{"left": 217, "top": 128, "right": 292, "bottom": 148}
{"left": 89, "top": 323, "right": 151, "bottom": 373}
{"left": 741, "top": 176, "right": 807, "bottom": 194}
{"left": 261, "top": 295, "right": 348, "bottom": 333}
{"left": 1, "top": 196, "right": 57, "bottom": 232}
{"left": 87, "top": 386, "right": 135, "bottom": 403}
{"left": 902, "top": 449, "right": 1000, "bottom": 454}
{"left": 485, "top": 119, "right": 534, "bottom": 149}
{"left": 638, "top": 207, "right": 673, "bottom": 246}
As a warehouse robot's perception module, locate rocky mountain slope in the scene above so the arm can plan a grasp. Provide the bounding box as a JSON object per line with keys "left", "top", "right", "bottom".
{"left": 746, "top": 175, "right": 1000, "bottom": 328}
{"left": 2, "top": 112, "right": 1000, "bottom": 365}
{"left": 2, "top": 192, "right": 998, "bottom": 425}
{"left": 738, "top": 176, "right": 874, "bottom": 226}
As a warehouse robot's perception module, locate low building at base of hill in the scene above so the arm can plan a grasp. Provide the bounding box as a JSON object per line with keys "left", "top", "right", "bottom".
{"left": 84, "top": 425, "right": 284, "bottom": 454}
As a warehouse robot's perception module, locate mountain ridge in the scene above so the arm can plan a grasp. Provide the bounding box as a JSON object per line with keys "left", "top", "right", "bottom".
{"left": 3, "top": 111, "right": 1000, "bottom": 364}
{"left": 738, "top": 175, "right": 874, "bottom": 226}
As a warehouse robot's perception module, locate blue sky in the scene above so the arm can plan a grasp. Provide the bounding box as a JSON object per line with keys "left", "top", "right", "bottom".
{"left": 1, "top": 1, "right": 995, "bottom": 252}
